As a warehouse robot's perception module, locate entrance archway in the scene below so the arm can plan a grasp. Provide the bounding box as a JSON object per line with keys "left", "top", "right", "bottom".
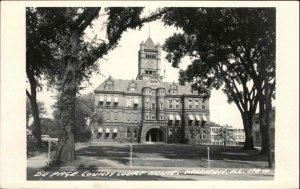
{"left": 146, "top": 128, "right": 164, "bottom": 142}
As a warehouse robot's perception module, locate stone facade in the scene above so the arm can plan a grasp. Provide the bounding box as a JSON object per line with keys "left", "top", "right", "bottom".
{"left": 92, "top": 36, "right": 210, "bottom": 144}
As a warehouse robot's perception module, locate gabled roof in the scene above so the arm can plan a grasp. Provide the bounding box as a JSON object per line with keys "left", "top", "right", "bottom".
{"left": 145, "top": 37, "right": 156, "bottom": 49}
{"left": 94, "top": 78, "right": 197, "bottom": 95}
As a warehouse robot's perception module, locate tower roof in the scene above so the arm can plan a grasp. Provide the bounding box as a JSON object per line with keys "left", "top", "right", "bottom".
{"left": 144, "top": 37, "right": 156, "bottom": 49}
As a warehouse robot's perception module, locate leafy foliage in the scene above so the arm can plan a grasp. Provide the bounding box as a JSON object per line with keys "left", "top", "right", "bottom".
{"left": 162, "top": 8, "right": 275, "bottom": 149}
{"left": 53, "top": 92, "right": 98, "bottom": 142}
{"left": 41, "top": 118, "right": 60, "bottom": 138}
{"left": 26, "top": 98, "right": 47, "bottom": 127}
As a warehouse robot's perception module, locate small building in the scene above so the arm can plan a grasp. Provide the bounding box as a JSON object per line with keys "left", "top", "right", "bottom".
{"left": 233, "top": 128, "right": 246, "bottom": 146}
{"left": 207, "top": 123, "right": 245, "bottom": 146}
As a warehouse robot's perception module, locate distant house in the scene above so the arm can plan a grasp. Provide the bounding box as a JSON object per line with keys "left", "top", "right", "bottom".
{"left": 252, "top": 107, "right": 275, "bottom": 148}
{"left": 207, "top": 123, "right": 245, "bottom": 146}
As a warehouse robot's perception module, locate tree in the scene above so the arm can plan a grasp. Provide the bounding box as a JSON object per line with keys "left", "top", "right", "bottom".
{"left": 26, "top": 98, "right": 47, "bottom": 128}
{"left": 161, "top": 8, "right": 275, "bottom": 150}
{"left": 26, "top": 8, "right": 67, "bottom": 146}
{"left": 40, "top": 118, "right": 60, "bottom": 138}
{"left": 53, "top": 94, "right": 94, "bottom": 143}
{"left": 27, "top": 7, "right": 166, "bottom": 164}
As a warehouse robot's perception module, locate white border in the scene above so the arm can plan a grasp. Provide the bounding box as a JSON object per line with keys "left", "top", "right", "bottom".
{"left": 1, "top": 1, "right": 299, "bottom": 189}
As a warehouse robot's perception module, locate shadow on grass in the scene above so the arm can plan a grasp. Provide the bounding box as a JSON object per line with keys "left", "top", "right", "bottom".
{"left": 76, "top": 144, "right": 273, "bottom": 162}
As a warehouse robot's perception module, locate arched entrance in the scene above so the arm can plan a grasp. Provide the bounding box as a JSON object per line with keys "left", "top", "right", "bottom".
{"left": 146, "top": 128, "right": 164, "bottom": 142}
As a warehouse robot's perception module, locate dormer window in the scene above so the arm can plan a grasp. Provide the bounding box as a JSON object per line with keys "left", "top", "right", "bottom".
{"left": 170, "top": 83, "right": 178, "bottom": 95}
{"left": 104, "top": 76, "right": 114, "bottom": 91}
{"left": 128, "top": 80, "right": 137, "bottom": 92}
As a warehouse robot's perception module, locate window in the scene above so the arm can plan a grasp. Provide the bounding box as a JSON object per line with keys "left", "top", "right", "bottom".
{"left": 126, "top": 128, "right": 131, "bottom": 139}
{"left": 113, "top": 132, "right": 117, "bottom": 139}
{"left": 151, "top": 103, "right": 155, "bottom": 110}
{"left": 146, "top": 102, "right": 149, "bottom": 109}
{"left": 127, "top": 99, "right": 131, "bottom": 108}
{"left": 188, "top": 120, "right": 193, "bottom": 126}
{"left": 133, "top": 99, "right": 138, "bottom": 108}
{"left": 99, "top": 101, "right": 104, "bottom": 106}
{"left": 145, "top": 115, "right": 149, "bottom": 120}
{"left": 105, "top": 129, "right": 110, "bottom": 138}
{"left": 255, "top": 121, "right": 259, "bottom": 124}
{"left": 169, "top": 100, "right": 173, "bottom": 109}
{"left": 160, "top": 116, "right": 164, "bottom": 120}
{"left": 134, "top": 113, "right": 138, "bottom": 122}
{"left": 175, "top": 100, "right": 179, "bottom": 109}
{"left": 195, "top": 100, "right": 199, "bottom": 109}
{"left": 202, "top": 104, "right": 205, "bottom": 109}
{"left": 114, "top": 112, "right": 118, "bottom": 120}
{"left": 97, "top": 128, "right": 102, "bottom": 139}
{"left": 160, "top": 102, "right": 163, "bottom": 110}
{"left": 152, "top": 115, "right": 156, "bottom": 120}
{"left": 134, "top": 129, "right": 138, "bottom": 139}
{"left": 188, "top": 100, "right": 193, "bottom": 109}
{"left": 127, "top": 113, "right": 131, "bottom": 122}
{"left": 169, "top": 129, "right": 173, "bottom": 138}
{"left": 113, "top": 97, "right": 118, "bottom": 106}
{"left": 106, "top": 114, "right": 110, "bottom": 121}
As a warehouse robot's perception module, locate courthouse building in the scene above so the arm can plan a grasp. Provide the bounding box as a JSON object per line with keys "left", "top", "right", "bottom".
{"left": 92, "top": 36, "right": 210, "bottom": 143}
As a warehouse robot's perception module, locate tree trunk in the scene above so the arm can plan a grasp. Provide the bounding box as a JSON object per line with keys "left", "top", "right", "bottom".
{"left": 259, "top": 99, "right": 268, "bottom": 154}
{"left": 242, "top": 113, "right": 255, "bottom": 150}
{"left": 53, "top": 60, "right": 77, "bottom": 164}
{"left": 53, "top": 33, "right": 78, "bottom": 164}
{"left": 26, "top": 71, "right": 42, "bottom": 147}
{"left": 265, "top": 83, "right": 273, "bottom": 168}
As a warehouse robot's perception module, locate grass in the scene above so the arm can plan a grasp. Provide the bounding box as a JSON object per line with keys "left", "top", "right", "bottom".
{"left": 62, "top": 143, "right": 274, "bottom": 169}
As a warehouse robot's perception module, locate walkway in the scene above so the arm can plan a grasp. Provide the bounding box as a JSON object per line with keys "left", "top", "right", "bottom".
{"left": 27, "top": 143, "right": 90, "bottom": 169}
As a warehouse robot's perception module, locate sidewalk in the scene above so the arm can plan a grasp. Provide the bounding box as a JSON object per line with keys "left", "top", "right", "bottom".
{"left": 27, "top": 143, "right": 90, "bottom": 169}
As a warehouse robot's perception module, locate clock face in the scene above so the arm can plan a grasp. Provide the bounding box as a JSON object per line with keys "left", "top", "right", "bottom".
{"left": 146, "top": 60, "right": 155, "bottom": 68}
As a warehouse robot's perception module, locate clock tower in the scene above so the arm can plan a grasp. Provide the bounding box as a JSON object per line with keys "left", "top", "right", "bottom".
{"left": 137, "top": 36, "right": 162, "bottom": 80}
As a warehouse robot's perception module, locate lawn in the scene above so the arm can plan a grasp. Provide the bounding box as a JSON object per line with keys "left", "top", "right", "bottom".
{"left": 61, "top": 143, "right": 274, "bottom": 169}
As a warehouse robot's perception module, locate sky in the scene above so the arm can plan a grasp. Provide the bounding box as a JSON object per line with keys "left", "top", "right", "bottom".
{"left": 35, "top": 9, "right": 245, "bottom": 129}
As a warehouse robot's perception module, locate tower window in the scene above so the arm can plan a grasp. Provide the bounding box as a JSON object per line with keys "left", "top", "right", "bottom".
{"left": 195, "top": 100, "right": 199, "bottom": 109}
{"left": 188, "top": 100, "right": 193, "bottom": 109}
{"left": 151, "top": 103, "right": 155, "bottom": 110}
{"left": 160, "top": 102, "right": 163, "bottom": 110}
{"left": 175, "top": 100, "right": 179, "bottom": 109}
{"left": 169, "top": 100, "right": 173, "bottom": 109}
